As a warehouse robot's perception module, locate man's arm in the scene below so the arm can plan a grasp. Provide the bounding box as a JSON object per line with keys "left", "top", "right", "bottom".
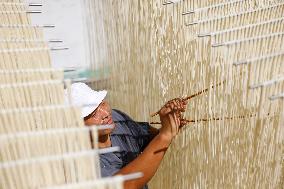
{"left": 149, "top": 125, "right": 159, "bottom": 136}
{"left": 115, "top": 99, "right": 186, "bottom": 189}
{"left": 115, "top": 132, "right": 171, "bottom": 189}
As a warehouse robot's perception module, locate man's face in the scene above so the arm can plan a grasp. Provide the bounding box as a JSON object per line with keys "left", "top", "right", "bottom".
{"left": 84, "top": 100, "right": 115, "bottom": 136}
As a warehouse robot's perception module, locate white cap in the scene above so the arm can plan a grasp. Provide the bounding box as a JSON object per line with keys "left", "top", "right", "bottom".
{"left": 64, "top": 82, "right": 107, "bottom": 118}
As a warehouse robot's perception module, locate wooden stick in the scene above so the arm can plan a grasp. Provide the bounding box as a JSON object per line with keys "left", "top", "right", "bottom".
{"left": 150, "top": 113, "right": 259, "bottom": 125}
{"left": 150, "top": 81, "right": 224, "bottom": 117}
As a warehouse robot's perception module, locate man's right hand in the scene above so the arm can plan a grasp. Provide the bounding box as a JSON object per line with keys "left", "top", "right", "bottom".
{"left": 158, "top": 98, "right": 187, "bottom": 140}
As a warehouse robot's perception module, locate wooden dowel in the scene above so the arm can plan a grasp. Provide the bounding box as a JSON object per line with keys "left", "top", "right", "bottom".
{"left": 150, "top": 81, "right": 224, "bottom": 117}
{"left": 150, "top": 113, "right": 258, "bottom": 125}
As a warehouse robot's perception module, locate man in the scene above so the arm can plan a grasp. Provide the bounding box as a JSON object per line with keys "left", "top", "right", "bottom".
{"left": 66, "top": 83, "right": 187, "bottom": 189}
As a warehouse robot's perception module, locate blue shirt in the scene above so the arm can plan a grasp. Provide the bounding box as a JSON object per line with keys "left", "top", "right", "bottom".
{"left": 99, "top": 109, "right": 152, "bottom": 189}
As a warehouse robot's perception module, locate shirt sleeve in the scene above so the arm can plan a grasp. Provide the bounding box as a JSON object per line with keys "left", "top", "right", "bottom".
{"left": 100, "top": 165, "right": 118, "bottom": 177}
{"left": 112, "top": 109, "right": 153, "bottom": 152}
{"left": 135, "top": 121, "right": 154, "bottom": 151}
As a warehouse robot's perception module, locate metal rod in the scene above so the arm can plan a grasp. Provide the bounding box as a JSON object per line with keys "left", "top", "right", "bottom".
{"left": 163, "top": 0, "right": 182, "bottom": 5}
{"left": 182, "top": 10, "right": 195, "bottom": 15}
{"left": 198, "top": 33, "right": 211, "bottom": 37}
{"left": 98, "top": 146, "right": 120, "bottom": 154}
{"left": 203, "top": 16, "right": 284, "bottom": 37}
{"left": 0, "top": 2, "right": 41, "bottom": 6}
{"left": 250, "top": 77, "right": 284, "bottom": 89}
{"left": 122, "top": 172, "right": 144, "bottom": 181}
{"left": 0, "top": 46, "right": 68, "bottom": 53}
{"left": 211, "top": 32, "right": 284, "bottom": 47}
{"left": 26, "top": 10, "right": 42, "bottom": 13}
{"left": 233, "top": 50, "right": 284, "bottom": 66}
{"left": 0, "top": 10, "right": 42, "bottom": 14}
{"left": 0, "top": 39, "right": 63, "bottom": 43}
{"left": 185, "top": 2, "right": 284, "bottom": 26}
{"left": 185, "top": 21, "right": 198, "bottom": 26}
{"left": 29, "top": 3, "right": 43, "bottom": 6}
{"left": 0, "top": 125, "right": 115, "bottom": 140}
{"left": 183, "top": 0, "right": 245, "bottom": 15}
{"left": 197, "top": 0, "right": 246, "bottom": 11}
{"left": 42, "top": 24, "right": 56, "bottom": 28}
{"left": 51, "top": 46, "right": 69, "bottom": 51}
{"left": 49, "top": 39, "right": 63, "bottom": 43}
{"left": 42, "top": 172, "right": 144, "bottom": 189}
{"left": 162, "top": 1, "right": 173, "bottom": 5}
{"left": 211, "top": 43, "right": 224, "bottom": 47}
{"left": 269, "top": 93, "right": 284, "bottom": 100}
{"left": 0, "top": 147, "right": 120, "bottom": 169}
{"left": 0, "top": 24, "right": 55, "bottom": 28}
{"left": 97, "top": 124, "right": 115, "bottom": 130}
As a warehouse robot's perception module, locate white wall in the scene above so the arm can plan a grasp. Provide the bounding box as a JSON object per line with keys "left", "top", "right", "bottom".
{"left": 27, "top": 0, "right": 88, "bottom": 69}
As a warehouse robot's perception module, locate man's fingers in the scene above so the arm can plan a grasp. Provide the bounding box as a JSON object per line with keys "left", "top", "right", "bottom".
{"left": 159, "top": 106, "right": 172, "bottom": 115}
{"left": 160, "top": 97, "right": 188, "bottom": 118}
{"left": 170, "top": 114, "right": 178, "bottom": 136}
{"left": 163, "top": 100, "right": 178, "bottom": 113}
{"left": 175, "top": 113, "right": 180, "bottom": 132}
{"left": 158, "top": 97, "right": 189, "bottom": 139}
{"left": 174, "top": 113, "right": 181, "bottom": 135}
{"left": 180, "top": 120, "right": 187, "bottom": 128}
{"left": 166, "top": 114, "right": 177, "bottom": 137}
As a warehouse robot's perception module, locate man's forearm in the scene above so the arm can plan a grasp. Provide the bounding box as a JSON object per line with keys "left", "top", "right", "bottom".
{"left": 115, "top": 133, "right": 172, "bottom": 189}
{"left": 149, "top": 125, "right": 159, "bottom": 137}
